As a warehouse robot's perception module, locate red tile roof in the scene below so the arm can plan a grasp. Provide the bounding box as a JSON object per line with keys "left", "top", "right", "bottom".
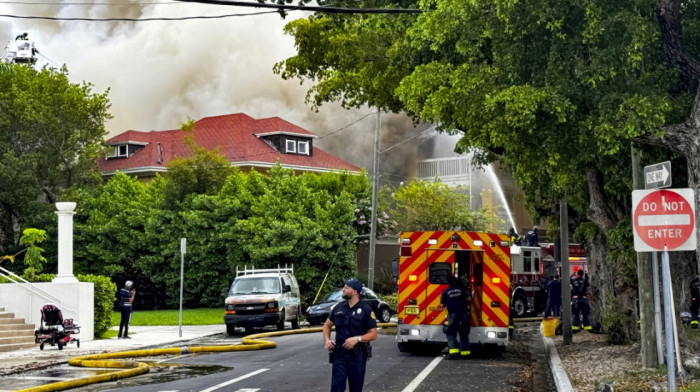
{"left": 98, "top": 113, "right": 361, "bottom": 175}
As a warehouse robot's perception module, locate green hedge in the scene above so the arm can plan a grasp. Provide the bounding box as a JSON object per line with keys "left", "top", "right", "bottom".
{"left": 383, "top": 292, "right": 398, "bottom": 313}
{"left": 33, "top": 273, "right": 116, "bottom": 337}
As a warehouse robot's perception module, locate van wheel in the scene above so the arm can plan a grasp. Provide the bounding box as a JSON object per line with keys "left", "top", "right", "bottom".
{"left": 226, "top": 324, "right": 236, "bottom": 335}
{"left": 512, "top": 294, "right": 527, "bottom": 317}
{"left": 291, "top": 312, "right": 300, "bottom": 329}
{"left": 277, "top": 311, "right": 285, "bottom": 331}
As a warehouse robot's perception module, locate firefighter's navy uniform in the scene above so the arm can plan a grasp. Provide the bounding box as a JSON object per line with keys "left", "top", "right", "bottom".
{"left": 691, "top": 276, "right": 700, "bottom": 328}
{"left": 441, "top": 277, "right": 471, "bottom": 359}
{"left": 117, "top": 281, "right": 134, "bottom": 339}
{"left": 328, "top": 299, "right": 377, "bottom": 392}
{"left": 570, "top": 271, "right": 590, "bottom": 331}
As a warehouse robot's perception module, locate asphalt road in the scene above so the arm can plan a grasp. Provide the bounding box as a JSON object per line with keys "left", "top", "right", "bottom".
{"left": 78, "top": 331, "right": 532, "bottom": 392}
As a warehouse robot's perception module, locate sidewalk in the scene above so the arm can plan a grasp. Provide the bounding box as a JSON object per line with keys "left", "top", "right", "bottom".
{"left": 0, "top": 325, "right": 224, "bottom": 375}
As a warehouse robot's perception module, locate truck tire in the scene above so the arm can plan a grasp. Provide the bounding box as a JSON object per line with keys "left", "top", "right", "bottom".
{"left": 226, "top": 324, "right": 236, "bottom": 335}
{"left": 291, "top": 311, "right": 300, "bottom": 329}
{"left": 512, "top": 294, "right": 527, "bottom": 317}
{"left": 277, "top": 311, "right": 285, "bottom": 331}
{"left": 397, "top": 342, "right": 412, "bottom": 353}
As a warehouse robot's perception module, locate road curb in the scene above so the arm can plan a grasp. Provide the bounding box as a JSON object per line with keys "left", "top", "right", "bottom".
{"left": 542, "top": 335, "right": 575, "bottom": 392}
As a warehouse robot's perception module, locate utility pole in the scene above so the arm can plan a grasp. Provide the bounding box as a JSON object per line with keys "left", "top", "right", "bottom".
{"left": 368, "top": 110, "right": 381, "bottom": 290}
{"left": 631, "top": 144, "right": 659, "bottom": 368}
{"left": 560, "top": 199, "right": 572, "bottom": 345}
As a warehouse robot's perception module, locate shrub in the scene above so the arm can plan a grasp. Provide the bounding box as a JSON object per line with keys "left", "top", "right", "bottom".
{"left": 382, "top": 292, "right": 398, "bottom": 313}
{"left": 77, "top": 274, "right": 117, "bottom": 337}
{"left": 602, "top": 295, "right": 627, "bottom": 345}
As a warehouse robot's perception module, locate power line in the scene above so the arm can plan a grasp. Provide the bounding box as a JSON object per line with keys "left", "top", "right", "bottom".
{"left": 1, "top": 1, "right": 180, "bottom": 4}
{"left": 316, "top": 112, "right": 376, "bottom": 140}
{"left": 0, "top": 0, "right": 422, "bottom": 20}
{"left": 175, "top": 0, "right": 422, "bottom": 14}
{"left": 0, "top": 10, "right": 279, "bottom": 21}
{"left": 379, "top": 124, "right": 437, "bottom": 154}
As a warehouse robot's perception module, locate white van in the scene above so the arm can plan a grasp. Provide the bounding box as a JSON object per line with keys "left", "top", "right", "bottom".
{"left": 223, "top": 265, "right": 301, "bottom": 335}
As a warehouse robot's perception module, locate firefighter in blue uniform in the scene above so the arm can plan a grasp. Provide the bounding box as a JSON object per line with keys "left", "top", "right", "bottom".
{"left": 570, "top": 269, "right": 591, "bottom": 332}
{"left": 441, "top": 275, "right": 471, "bottom": 359}
{"left": 323, "top": 278, "right": 377, "bottom": 392}
{"left": 117, "top": 280, "right": 134, "bottom": 339}
{"left": 544, "top": 275, "right": 562, "bottom": 317}
{"left": 690, "top": 275, "right": 700, "bottom": 329}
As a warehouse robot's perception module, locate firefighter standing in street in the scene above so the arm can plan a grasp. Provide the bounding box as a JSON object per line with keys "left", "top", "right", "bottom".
{"left": 441, "top": 275, "right": 471, "bottom": 359}
{"left": 570, "top": 269, "right": 591, "bottom": 332}
{"left": 323, "top": 278, "right": 377, "bottom": 392}
{"left": 690, "top": 275, "right": 700, "bottom": 329}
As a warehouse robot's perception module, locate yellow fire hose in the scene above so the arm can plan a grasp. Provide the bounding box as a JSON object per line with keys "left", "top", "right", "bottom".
{"left": 17, "top": 323, "right": 397, "bottom": 392}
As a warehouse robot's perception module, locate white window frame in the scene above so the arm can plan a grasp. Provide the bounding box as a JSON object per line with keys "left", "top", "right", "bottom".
{"left": 298, "top": 141, "right": 309, "bottom": 155}
{"left": 116, "top": 144, "right": 128, "bottom": 157}
{"left": 285, "top": 139, "right": 297, "bottom": 153}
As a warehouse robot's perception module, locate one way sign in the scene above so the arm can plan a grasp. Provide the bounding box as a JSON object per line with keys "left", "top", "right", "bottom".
{"left": 644, "top": 161, "right": 671, "bottom": 189}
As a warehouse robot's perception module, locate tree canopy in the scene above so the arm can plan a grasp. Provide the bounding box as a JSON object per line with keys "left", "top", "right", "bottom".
{"left": 0, "top": 63, "right": 111, "bottom": 257}
{"left": 274, "top": 0, "right": 700, "bottom": 343}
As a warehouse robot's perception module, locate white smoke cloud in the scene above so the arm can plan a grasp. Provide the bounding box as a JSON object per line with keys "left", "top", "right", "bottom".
{"left": 0, "top": 1, "right": 428, "bottom": 175}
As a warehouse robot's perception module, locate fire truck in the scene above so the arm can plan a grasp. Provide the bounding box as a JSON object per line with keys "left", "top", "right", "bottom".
{"left": 395, "top": 231, "right": 511, "bottom": 352}
{"left": 509, "top": 243, "right": 588, "bottom": 317}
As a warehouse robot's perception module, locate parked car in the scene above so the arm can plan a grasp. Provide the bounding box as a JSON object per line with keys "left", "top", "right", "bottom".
{"left": 305, "top": 286, "right": 393, "bottom": 325}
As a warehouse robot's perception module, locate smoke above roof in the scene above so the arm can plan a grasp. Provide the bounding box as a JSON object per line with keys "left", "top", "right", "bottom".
{"left": 1, "top": 1, "right": 455, "bottom": 182}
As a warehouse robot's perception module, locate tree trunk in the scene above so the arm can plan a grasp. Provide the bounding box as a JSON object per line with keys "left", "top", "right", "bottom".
{"left": 585, "top": 232, "right": 612, "bottom": 330}
{"left": 585, "top": 167, "right": 640, "bottom": 340}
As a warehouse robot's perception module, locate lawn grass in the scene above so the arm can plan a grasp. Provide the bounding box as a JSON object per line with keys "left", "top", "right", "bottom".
{"left": 110, "top": 308, "right": 223, "bottom": 326}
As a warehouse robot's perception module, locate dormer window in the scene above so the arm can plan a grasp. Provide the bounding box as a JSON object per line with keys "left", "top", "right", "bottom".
{"left": 298, "top": 141, "right": 309, "bottom": 155}
{"left": 106, "top": 141, "right": 148, "bottom": 159}
{"left": 285, "top": 139, "right": 297, "bottom": 153}
{"left": 256, "top": 131, "right": 315, "bottom": 156}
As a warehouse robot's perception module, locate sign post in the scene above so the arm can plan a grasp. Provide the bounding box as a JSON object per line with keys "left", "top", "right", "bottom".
{"left": 632, "top": 188, "right": 696, "bottom": 392}
{"left": 179, "top": 238, "right": 186, "bottom": 338}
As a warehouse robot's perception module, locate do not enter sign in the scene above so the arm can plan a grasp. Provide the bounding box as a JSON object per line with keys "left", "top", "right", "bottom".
{"left": 632, "top": 188, "right": 696, "bottom": 252}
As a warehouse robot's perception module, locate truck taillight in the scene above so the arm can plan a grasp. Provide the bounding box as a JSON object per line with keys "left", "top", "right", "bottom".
{"left": 470, "top": 276, "right": 475, "bottom": 283}
{"left": 401, "top": 246, "right": 412, "bottom": 257}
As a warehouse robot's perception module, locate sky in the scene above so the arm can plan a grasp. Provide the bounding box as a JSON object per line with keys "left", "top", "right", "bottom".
{"left": 0, "top": 0, "right": 457, "bottom": 180}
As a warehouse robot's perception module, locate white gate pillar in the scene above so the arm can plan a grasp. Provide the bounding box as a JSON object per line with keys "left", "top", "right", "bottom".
{"left": 53, "top": 202, "right": 79, "bottom": 283}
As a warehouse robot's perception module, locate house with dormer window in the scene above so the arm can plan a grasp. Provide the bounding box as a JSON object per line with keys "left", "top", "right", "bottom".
{"left": 99, "top": 113, "right": 360, "bottom": 179}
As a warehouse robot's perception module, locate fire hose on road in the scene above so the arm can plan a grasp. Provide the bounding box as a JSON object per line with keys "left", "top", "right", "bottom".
{"left": 17, "top": 323, "right": 397, "bottom": 392}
